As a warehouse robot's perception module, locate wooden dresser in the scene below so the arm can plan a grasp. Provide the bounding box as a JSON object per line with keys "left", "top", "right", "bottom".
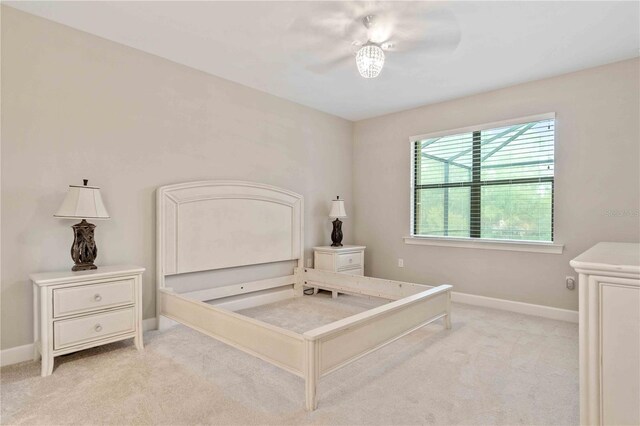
{"left": 30, "top": 265, "right": 145, "bottom": 376}
{"left": 570, "top": 243, "right": 639, "bottom": 426}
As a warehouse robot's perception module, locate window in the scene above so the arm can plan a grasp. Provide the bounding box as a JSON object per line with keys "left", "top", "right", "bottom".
{"left": 412, "top": 114, "right": 555, "bottom": 243}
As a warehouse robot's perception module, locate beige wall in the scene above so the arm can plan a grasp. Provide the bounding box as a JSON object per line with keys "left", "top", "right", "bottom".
{"left": 1, "top": 7, "right": 353, "bottom": 350}
{"left": 2, "top": 6, "right": 639, "bottom": 352}
{"left": 353, "top": 58, "right": 640, "bottom": 311}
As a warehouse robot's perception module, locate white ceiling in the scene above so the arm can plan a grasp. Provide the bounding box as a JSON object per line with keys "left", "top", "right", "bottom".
{"left": 7, "top": 1, "right": 639, "bottom": 121}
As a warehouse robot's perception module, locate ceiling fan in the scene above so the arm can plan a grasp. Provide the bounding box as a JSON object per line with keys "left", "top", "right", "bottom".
{"left": 353, "top": 15, "right": 392, "bottom": 78}
{"left": 288, "top": 4, "right": 461, "bottom": 79}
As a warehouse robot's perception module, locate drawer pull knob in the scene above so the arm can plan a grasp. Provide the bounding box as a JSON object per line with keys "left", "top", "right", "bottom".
{"left": 94, "top": 294, "right": 102, "bottom": 302}
{"left": 349, "top": 259, "right": 353, "bottom": 263}
{"left": 94, "top": 324, "right": 103, "bottom": 332}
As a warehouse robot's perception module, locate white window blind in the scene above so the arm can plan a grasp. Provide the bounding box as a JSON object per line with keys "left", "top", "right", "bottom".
{"left": 412, "top": 115, "right": 555, "bottom": 242}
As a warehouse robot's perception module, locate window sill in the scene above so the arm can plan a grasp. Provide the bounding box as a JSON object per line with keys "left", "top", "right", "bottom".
{"left": 403, "top": 236, "right": 564, "bottom": 254}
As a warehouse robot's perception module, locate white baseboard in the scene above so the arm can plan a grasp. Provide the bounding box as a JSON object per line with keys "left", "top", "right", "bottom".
{"left": 1, "top": 317, "right": 160, "bottom": 367}
{"left": 451, "top": 291, "right": 578, "bottom": 323}
{"left": 158, "top": 315, "right": 180, "bottom": 331}
{"left": 0, "top": 294, "right": 577, "bottom": 367}
{"left": 0, "top": 343, "right": 34, "bottom": 367}
{"left": 143, "top": 317, "right": 158, "bottom": 332}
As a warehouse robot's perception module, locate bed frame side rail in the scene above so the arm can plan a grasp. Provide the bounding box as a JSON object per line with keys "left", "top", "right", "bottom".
{"left": 303, "top": 268, "right": 432, "bottom": 300}
{"left": 159, "top": 289, "right": 306, "bottom": 377}
{"left": 302, "top": 284, "right": 452, "bottom": 410}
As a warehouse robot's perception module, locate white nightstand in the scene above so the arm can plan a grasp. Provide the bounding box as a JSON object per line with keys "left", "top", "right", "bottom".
{"left": 30, "top": 265, "right": 145, "bottom": 377}
{"left": 313, "top": 245, "right": 366, "bottom": 297}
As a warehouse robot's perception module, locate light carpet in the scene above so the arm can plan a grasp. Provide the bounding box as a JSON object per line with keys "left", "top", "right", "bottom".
{"left": 1, "top": 294, "right": 578, "bottom": 425}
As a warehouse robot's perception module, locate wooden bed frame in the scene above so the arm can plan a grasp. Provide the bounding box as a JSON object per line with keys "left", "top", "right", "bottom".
{"left": 156, "top": 180, "right": 452, "bottom": 411}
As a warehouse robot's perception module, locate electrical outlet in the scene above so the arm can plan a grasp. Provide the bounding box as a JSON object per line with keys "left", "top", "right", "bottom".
{"left": 306, "top": 258, "right": 312, "bottom": 268}
{"left": 398, "top": 258, "right": 404, "bottom": 268}
{"left": 566, "top": 276, "right": 576, "bottom": 290}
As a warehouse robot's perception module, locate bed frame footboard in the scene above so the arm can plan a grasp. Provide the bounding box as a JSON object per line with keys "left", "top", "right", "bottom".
{"left": 302, "top": 284, "right": 452, "bottom": 411}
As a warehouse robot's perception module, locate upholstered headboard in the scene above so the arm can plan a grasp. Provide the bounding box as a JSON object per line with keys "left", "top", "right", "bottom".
{"left": 156, "top": 181, "right": 303, "bottom": 289}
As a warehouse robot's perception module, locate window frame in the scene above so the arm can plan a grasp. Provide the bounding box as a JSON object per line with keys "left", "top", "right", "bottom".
{"left": 408, "top": 112, "right": 563, "bottom": 254}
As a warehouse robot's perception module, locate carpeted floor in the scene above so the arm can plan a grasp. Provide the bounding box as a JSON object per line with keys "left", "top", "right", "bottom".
{"left": 0, "top": 294, "right": 578, "bottom": 425}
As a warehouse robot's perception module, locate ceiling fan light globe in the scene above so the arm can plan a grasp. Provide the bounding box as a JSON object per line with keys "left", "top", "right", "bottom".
{"left": 356, "top": 44, "right": 385, "bottom": 78}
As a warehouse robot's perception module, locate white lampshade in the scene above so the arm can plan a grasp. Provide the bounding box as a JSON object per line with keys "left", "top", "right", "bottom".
{"left": 54, "top": 181, "right": 110, "bottom": 220}
{"left": 329, "top": 197, "right": 347, "bottom": 219}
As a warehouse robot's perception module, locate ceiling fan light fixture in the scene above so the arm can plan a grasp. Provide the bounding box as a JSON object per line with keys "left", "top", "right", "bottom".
{"left": 356, "top": 43, "right": 385, "bottom": 78}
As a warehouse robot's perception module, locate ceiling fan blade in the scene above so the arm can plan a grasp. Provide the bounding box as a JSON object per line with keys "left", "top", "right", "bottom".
{"left": 382, "top": 28, "right": 460, "bottom": 54}
{"left": 383, "top": 8, "right": 462, "bottom": 56}
{"left": 351, "top": 40, "right": 363, "bottom": 54}
{"left": 372, "top": 3, "right": 457, "bottom": 28}
{"left": 305, "top": 53, "right": 354, "bottom": 74}
{"left": 287, "top": 11, "right": 366, "bottom": 42}
{"left": 395, "top": 29, "right": 461, "bottom": 56}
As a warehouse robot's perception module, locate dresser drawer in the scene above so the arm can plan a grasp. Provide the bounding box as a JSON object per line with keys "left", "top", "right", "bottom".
{"left": 337, "top": 252, "right": 362, "bottom": 270}
{"left": 54, "top": 307, "right": 135, "bottom": 350}
{"left": 53, "top": 278, "right": 135, "bottom": 318}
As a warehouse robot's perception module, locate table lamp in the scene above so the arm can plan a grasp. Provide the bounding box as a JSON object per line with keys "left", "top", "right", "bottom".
{"left": 329, "top": 196, "right": 347, "bottom": 247}
{"left": 54, "top": 179, "right": 110, "bottom": 271}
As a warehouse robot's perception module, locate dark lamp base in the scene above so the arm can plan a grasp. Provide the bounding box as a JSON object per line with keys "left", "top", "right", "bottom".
{"left": 72, "top": 263, "right": 98, "bottom": 272}
{"left": 70, "top": 219, "right": 98, "bottom": 271}
{"left": 331, "top": 218, "right": 344, "bottom": 247}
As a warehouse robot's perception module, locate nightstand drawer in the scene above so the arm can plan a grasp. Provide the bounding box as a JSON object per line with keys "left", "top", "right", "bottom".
{"left": 54, "top": 307, "right": 135, "bottom": 350}
{"left": 53, "top": 278, "right": 134, "bottom": 318}
{"left": 337, "top": 252, "right": 362, "bottom": 269}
